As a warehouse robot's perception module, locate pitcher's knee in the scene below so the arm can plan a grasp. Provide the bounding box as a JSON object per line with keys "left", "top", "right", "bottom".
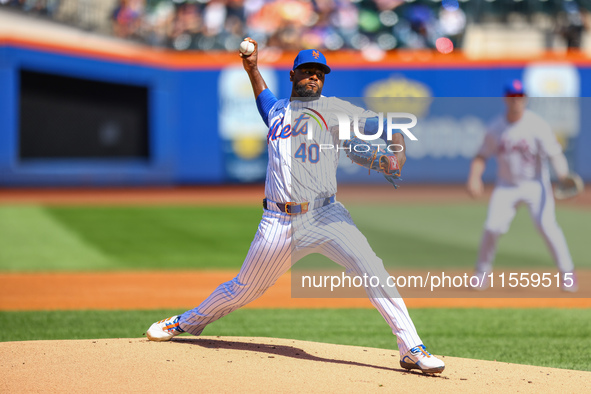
{"left": 534, "top": 218, "right": 560, "bottom": 237}
{"left": 222, "top": 277, "right": 272, "bottom": 302}
{"left": 484, "top": 221, "right": 509, "bottom": 235}
{"left": 220, "top": 278, "right": 251, "bottom": 302}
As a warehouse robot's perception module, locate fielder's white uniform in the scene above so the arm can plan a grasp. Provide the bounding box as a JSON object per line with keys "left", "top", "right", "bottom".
{"left": 474, "top": 109, "right": 574, "bottom": 274}
{"left": 179, "top": 95, "right": 423, "bottom": 355}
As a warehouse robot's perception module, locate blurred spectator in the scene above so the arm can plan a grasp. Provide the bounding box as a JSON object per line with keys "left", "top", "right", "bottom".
{"left": 169, "top": 2, "right": 201, "bottom": 50}
{"left": 557, "top": 1, "right": 589, "bottom": 52}
{"left": 203, "top": 0, "right": 226, "bottom": 36}
{"left": 111, "top": 0, "right": 144, "bottom": 39}
{"left": 142, "top": 0, "right": 175, "bottom": 47}
{"left": 438, "top": 0, "right": 465, "bottom": 48}
{"left": 1, "top": 0, "right": 470, "bottom": 53}
{"left": 394, "top": 3, "right": 441, "bottom": 49}
{"left": 7, "top": 0, "right": 60, "bottom": 16}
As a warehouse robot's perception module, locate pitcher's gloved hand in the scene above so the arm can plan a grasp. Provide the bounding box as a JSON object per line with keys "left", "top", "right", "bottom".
{"left": 555, "top": 173, "right": 584, "bottom": 200}
{"left": 343, "top": 137, "right": 401, "bottom": 188}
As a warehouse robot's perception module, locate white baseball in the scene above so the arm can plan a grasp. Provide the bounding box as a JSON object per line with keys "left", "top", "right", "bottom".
{"left": 239, "top": 40, "right": 255, "bottom": 56}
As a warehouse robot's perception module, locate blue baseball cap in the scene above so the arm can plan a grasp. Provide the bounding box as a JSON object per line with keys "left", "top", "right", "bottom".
{"left": 504, "top": 79, "right": 525, "bottom": 95}
{"left": 293, "top": 49, "right": 331, "bottom": 74}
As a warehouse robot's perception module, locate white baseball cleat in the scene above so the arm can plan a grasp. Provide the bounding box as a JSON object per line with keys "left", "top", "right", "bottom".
{"left": 469, "top": 271, "right": 490, "bottom": 291}
{"left": 146, "top": 315, "right": 184, "bottom": 341}
{"left": 400, "top": 344, "right": 445, "bottom": 374}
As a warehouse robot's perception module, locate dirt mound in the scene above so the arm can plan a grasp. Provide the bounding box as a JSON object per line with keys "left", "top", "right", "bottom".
{"left": 1, "top": 337, "right": 588, "bottom": 392}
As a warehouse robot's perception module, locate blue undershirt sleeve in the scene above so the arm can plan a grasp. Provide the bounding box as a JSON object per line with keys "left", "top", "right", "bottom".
{"left": 256, "top": 89, "right": 278, "bottom": 127}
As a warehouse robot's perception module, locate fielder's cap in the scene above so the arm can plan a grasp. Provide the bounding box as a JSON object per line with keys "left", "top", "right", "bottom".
{"left": 293, "top": 49, "right": 331, "bottom": 74}
{"left": 504, "top": 79, "right": 525, "bottom": 96}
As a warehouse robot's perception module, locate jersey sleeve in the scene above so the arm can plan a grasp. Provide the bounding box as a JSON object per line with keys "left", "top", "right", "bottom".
{"left": 256, "top": 89, "right": 278, "bottom": 127}
{"left": 476, "top": 129, "right": 498, "bottom": 159}
{"left": 536, "top": 120, "right": 562, "bottom": 157}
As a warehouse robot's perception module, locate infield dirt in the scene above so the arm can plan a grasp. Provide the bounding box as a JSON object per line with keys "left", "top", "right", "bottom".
{"left": 1, "top": 336, "right": 589, "bottom": 393}
{"left": 1, "top": 271, "right": 589, "bottom": 310}
{"left": 0, "top": 184, "right": 590, "bottom": 207}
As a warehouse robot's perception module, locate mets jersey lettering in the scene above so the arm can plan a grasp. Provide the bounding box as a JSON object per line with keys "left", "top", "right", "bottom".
{"left": 263, "top": 97, "right": 377, "bottom": 203}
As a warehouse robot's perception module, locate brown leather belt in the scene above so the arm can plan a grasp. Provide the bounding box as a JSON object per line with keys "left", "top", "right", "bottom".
{"left": 263, "top": 195, "right": 336, "bottom": 215}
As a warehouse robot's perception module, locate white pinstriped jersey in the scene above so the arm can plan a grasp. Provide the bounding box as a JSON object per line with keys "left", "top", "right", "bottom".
{"left": 478, "top": 110, "right": 563, "bottom": 186}
{"left": 264, "top": 97, "right": 376, "bottom": 203}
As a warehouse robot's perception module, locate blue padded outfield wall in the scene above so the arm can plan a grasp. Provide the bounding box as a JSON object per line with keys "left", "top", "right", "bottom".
{"left": 1, "top": 42, "right": 591, "bottom": 186}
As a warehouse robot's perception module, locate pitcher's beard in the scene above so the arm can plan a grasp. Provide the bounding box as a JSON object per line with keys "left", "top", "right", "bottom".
{"left": 294, "top": 83, "right": 321, "bottom": 98}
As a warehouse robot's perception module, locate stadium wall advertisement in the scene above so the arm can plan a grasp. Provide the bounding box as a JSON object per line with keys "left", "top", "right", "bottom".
{"left": 1, "top": 40, "right": 590, "bottom": 186}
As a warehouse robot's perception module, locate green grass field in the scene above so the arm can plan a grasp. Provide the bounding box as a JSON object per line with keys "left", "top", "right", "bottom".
{"left": 0, "top": 204, "right": 589, "bottom": 270}
{"left": 0, "top": 203, "right": 589, "bottom": 371}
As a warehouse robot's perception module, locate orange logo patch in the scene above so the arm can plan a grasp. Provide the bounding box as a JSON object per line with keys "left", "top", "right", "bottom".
{"left": 312, "top": 50, "right": 320, "bottom": 59}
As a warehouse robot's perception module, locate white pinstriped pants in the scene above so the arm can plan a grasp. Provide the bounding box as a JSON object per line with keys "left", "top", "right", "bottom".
{"left": 475, "top": 179, "right": 574, "bottom": 274}
{"left": 180, "top": 201, "right": 423, "bottom": 354}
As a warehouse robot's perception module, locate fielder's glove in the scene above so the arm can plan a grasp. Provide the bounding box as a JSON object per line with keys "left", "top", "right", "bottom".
{"left": 555, "top": 173, "right": 584, "bottom": 200}
{"left": 343, "top": 137, "right": 401, "bottom": 188}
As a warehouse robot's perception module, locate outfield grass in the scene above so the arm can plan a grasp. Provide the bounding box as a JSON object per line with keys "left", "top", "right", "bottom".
{"left": 0, "top": 204, "right": 588, "bottom": 271}
{"left": 1, "top": 308, "right": 589, "bottom": 371}
{"left": 0, "top": 206, "right": 261, "bottom": 270}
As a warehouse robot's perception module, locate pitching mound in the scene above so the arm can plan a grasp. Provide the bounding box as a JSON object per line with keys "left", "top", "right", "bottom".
{"left": 1, "top": 337, "right": 587, "bottom": 392}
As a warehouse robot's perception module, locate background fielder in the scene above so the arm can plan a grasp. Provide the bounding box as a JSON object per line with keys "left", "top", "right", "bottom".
{"left": 466, "top": 80, "right": 578, "bottom": 291}
{"left": 147, "top": 40, "right": 446, "bottom": 374}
